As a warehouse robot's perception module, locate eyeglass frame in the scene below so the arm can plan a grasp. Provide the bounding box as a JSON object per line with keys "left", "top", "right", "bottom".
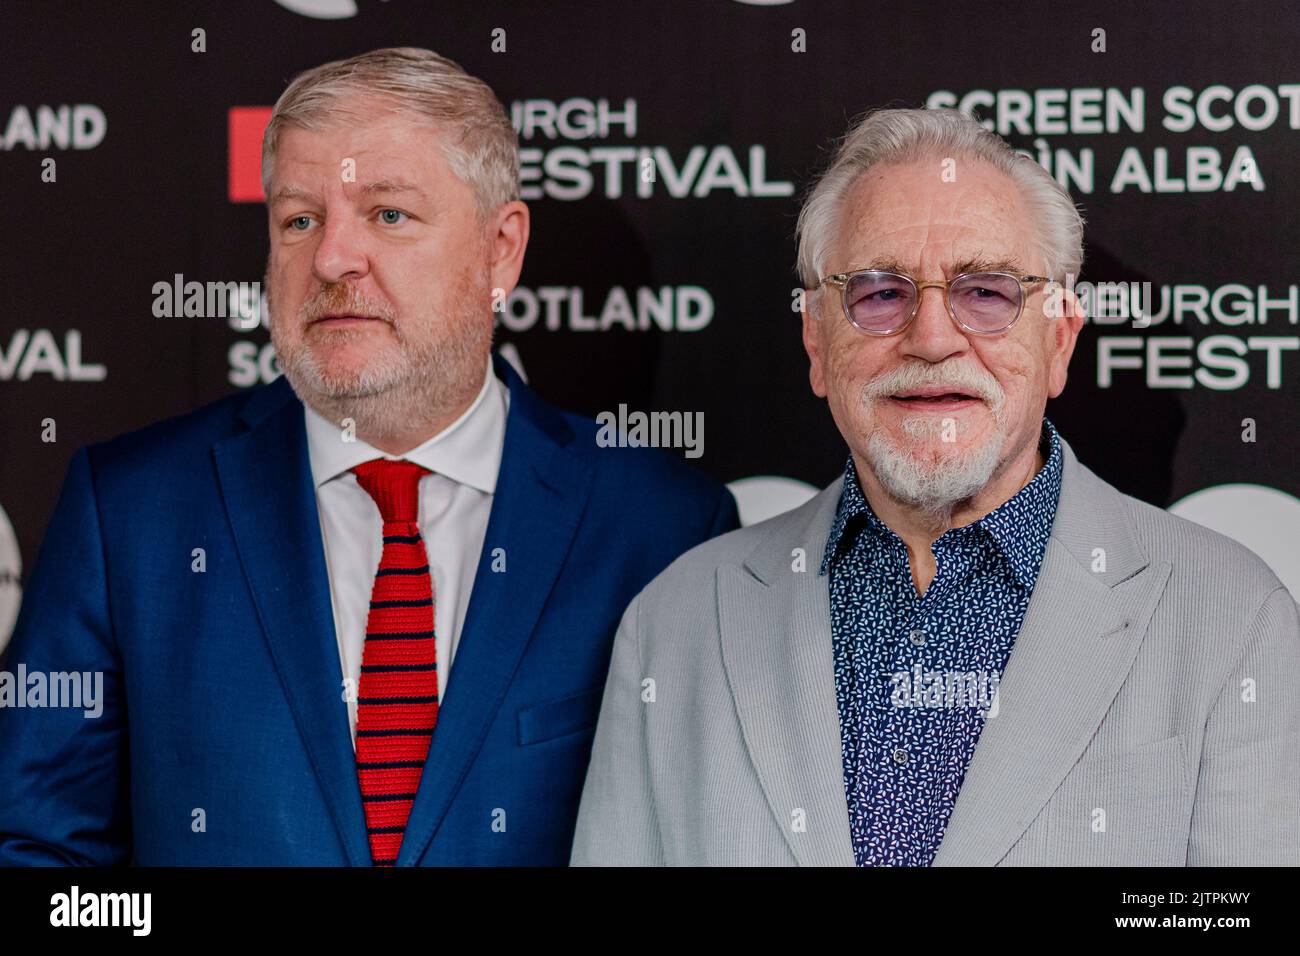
{"left": 813, "top": 268, "right": 1054, "bottom": 336}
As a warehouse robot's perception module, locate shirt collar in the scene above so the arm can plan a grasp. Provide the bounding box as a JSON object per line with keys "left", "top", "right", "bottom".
{"left": 820, "top": 418, "right": 1064, "bottom": 590}
{"left": 977, "top": 419, "right": 1063, "bottom": 589}
{"left": 303, "top": 355, "right": 508, "bottom": 494}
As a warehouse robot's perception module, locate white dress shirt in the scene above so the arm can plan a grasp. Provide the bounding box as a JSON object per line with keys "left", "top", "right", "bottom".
{"left": 303, "top": 358, "right": 509, "bottom": 745}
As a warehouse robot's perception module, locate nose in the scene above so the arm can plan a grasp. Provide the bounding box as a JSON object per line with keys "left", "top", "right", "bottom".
{"left": 311, "top": 212, "right": 370, "bottom": 285}
{"left": 899, "top": 282, "right": 970, "bottom": 364}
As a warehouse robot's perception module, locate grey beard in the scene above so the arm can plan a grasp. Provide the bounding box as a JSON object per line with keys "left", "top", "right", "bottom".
{"left": 293, "top": 367, "right": 468, "bottom": 443}
{"left": 273, "top": 316, "right": 491, "bottom": 445}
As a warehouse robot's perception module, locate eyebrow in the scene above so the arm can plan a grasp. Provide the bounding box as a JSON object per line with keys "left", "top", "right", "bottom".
{"left": 267, "top": 179, "right": 431, "bottom": 206}
{"left": 266, "top": 185, "right": 313, "bottom": 206}
{"left": 357, "top": 178, "right": 431, "bottom": 201}
{"left": 851, "top": 255, "right": 1027, "bottom": 277}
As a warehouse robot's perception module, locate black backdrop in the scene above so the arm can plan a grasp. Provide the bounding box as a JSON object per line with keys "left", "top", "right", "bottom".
{"left": 2, "top": 0, "right": 1298, "bottom": 649}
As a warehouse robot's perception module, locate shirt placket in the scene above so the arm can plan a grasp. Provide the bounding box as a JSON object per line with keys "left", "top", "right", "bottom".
{"left": 873, "top": 532, "right": 982, "bottom": 864}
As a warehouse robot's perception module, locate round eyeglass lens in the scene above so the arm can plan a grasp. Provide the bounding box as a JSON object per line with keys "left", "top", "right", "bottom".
{"left": 949, "top": 272, "right": 1023, "bottom": 332}
{"left": 843, "top": 272, "right": 916, "bottom": 332}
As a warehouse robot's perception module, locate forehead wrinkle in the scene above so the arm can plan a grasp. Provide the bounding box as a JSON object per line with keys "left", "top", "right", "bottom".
{"left": 833, "top": 161, "right": 1037, "bottom": 278}
{"left": 271, "top": 114, "right": 444, "bottom": 198}
{"left": 854, "top": 251, "right": 1024, "bottom": 278}
{"left": 268, "top": 175, "right": 432, "bottom": 209}
{"left": 352, "top": 178, "right": 434, "bottom": 205}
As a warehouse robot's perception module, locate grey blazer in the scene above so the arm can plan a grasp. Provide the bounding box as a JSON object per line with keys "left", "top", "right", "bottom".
{"left": 571, "top": 438, "right": 1300, "bottom": 866}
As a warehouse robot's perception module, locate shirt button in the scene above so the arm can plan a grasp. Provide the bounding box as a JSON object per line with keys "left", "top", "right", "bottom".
{"left": 892, "top": 748, "right": 909, "bottom": 765}
{"left": 908, "top": 629, "right": 927, "bottom": 647}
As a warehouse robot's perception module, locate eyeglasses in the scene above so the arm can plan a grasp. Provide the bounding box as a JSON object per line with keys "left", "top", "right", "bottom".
{"left": 814, "top": 269, "right": 1053, "bottom": 335}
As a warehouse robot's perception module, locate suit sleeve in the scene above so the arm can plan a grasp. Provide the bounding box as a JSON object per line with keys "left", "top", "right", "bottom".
{"left": 570, "top": 594, "right": 666, "bottom": 865}
{"left": 1187, "top": 585, "right": 1300, "bottom": 865}
{"left": 0, "top": 446, "right": 131, "bottom": 865}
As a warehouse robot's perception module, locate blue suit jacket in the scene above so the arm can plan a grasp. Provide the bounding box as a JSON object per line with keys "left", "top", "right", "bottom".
{"left": 0, "top": 352, "right": 738, "bottom": 865}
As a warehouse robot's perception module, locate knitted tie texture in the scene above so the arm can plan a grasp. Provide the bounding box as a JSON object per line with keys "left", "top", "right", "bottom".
{"left": 351, "top": 458, "right": 438, "bottom": 867}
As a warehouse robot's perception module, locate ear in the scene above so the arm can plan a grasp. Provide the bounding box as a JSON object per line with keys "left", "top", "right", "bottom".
{"left": 487, "top": 200, "right": 530, "bottom": 296}
{"left": 1046, "top": 288, "right": 1086, "bottom": 398}
{"left": 801, "top": 287, "right": 829, "bottom": 398}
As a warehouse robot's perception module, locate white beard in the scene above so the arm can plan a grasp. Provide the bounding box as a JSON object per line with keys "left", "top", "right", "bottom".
{"left": 865, "top": 419, "right": 1006, "bottom": 520}
{"left": 857, "top": 360, "right": 1010, "bottom": 520}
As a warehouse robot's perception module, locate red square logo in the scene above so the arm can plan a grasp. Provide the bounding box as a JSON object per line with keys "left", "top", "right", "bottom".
{"left": 228, "top": 107, "right": 273, "bottom": 203}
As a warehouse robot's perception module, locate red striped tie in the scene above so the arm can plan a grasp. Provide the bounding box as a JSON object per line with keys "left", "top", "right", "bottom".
{"left": 351, "top": 458, "right": 438, "bottom": 867}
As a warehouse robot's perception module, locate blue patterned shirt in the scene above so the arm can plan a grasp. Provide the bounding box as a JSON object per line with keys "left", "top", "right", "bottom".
{"left": 822, "top": 418, "right": 1063, "bottom": 866}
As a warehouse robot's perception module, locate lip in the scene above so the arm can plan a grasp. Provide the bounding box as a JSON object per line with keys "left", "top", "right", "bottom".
{"left": 312, "top": 314, "right": 384, "bottom": 327}
{"left": 887, "top": 391, "right": 982, "bottom": 409}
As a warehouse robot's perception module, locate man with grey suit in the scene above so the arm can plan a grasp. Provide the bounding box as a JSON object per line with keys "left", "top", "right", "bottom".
{"left": 571, "top": 108, "right": 1300, "bottom": 866}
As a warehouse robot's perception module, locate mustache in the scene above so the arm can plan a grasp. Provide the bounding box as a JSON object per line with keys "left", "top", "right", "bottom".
{"left": 862, "top": 361, "right": 1005, "bottom": 408}
{"left": 299, "top": 284, "right": 396, "bottom": 324}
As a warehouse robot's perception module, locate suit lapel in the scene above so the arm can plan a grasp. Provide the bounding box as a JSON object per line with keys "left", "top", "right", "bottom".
{"left": 717, "top": 439, "right": 1173, "bottom": 868}
{"left": 213, "top": 377, "right": 371, "bottom": 866}
{"left": 399, "top": 353, "right": 592, "bottom": 865}
{"left": 932, "top": 440, "right": 1172, "bottom": 865}
{"left": 717, "top": 479, "right": 856, "bottom": 866}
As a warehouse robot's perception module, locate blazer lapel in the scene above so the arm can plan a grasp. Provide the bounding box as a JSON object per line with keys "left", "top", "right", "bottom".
{"left": 717, "top": 479, "right": 856, "bottom": 866}
{"left": 399, "top": 353, "right": 593, "bottom": 865}
{"left": 932, "top": 439, "right": 1173, "bottom": 865}
{"left": 212, "top": 377, "right": 371, "bottom": 866}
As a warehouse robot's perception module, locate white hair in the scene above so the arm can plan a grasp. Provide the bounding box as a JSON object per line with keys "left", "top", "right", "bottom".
{"left": 795, "top": 107, "right": 1085, "bottom": 289}
{"left": 261, "top": 47, "right": 518, "bottom": 219}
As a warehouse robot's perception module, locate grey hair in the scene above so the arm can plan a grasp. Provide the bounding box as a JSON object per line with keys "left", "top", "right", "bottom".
{"left": 261, "top": 47, "right": 518, "bottom": 218}
{"left": 795, "top": 107, "right": 1084, "bottom": 289}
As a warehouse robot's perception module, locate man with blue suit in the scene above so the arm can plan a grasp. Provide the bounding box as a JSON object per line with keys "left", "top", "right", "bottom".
{"left": 0, "top": 47, "right": 737, "bottom": 866}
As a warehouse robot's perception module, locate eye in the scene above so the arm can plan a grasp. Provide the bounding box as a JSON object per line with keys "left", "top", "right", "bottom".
{"left": 961, "top": 285, "right": 1013, "bottom": 302}
{"left": 845, "top": 274, "right": 914, "bottom": 306}
{"left": 951, "top": 273, "right": 1021, "bottom": 305}
{"left": 378, "top": 208, "right": 408, "bottom": 225}
{"left": 288, "top": 215, "right": 313, "bottom": 231}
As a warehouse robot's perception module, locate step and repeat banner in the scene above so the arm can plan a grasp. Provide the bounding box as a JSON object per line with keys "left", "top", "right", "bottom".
{"left": 1, "top": 0, "right": 1298, "bottom": 647}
